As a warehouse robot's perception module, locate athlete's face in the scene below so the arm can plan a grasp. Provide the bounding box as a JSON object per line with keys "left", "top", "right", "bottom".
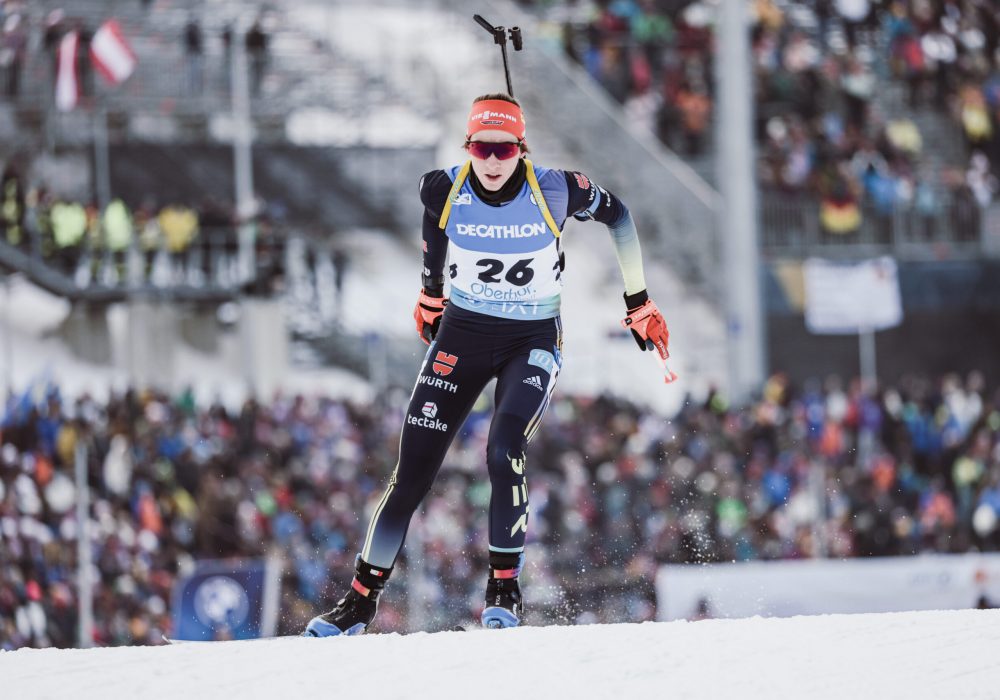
{"left": 466, "top": 130, "right": 523, "bottom": 191}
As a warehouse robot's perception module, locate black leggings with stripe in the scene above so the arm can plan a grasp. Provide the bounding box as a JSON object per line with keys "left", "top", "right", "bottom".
{"left": 361, "top": 305, "right": 562, "bottom": 569}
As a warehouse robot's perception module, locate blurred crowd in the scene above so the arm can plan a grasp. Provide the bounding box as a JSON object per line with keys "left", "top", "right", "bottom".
{"left": 2, "top": 370, "right": 999, "bottom": 649}
{"left": 532, "top": 0, "right": 1000, "bottom": 238}
{"left": 0, "top": 166, "right": 290, "bottom": 292}
{"left": 0, "top": 1, "right": 271, "bottom": 100}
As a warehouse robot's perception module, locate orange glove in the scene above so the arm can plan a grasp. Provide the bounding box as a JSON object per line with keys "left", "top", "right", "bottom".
{"left": 414, "top": 289, "right": 447, "bottom": 345}
{"left": 621, "top": 291, "right": 669, "bottom": 360}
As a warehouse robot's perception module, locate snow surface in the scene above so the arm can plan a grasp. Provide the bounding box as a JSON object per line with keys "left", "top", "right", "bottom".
{"left": 3, "top": 610, "right": 999, "bottom": 699}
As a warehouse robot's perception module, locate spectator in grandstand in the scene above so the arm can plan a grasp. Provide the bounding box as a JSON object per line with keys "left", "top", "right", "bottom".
{"left": 965, "top": 151, "right": 996, "bottom": 209}
{"left": 884, "top": 117, "right": 922, "bottom": 161}
{"left": 220, "top": 22, "right": 232, "bottom": 91}
{"left": 835, "top": 0, "right": 872, "bottom": 48}
{"left": 782, "top": 30, "right": 819, "bottom": 76}
{"left": 912, "top": 165, "right": 942, "bottom": 240}
{"left": 22, "top": 186, "right": 50, "bottom": 256}
{"left": 890, "top": 14, "right": 928, "bottom": 108}
{"left": 939, "top": 166, "right": 977, "bottom": 240}
{"left": 332, "top": 247, "right": 348, "bottom": 320}
{"left": 780, "top": 119, "right": 815, "bottom": 192}
{"left": 675, "top": 78, "right": 711, "bottom": 156}
{"left": 633, "top": 0, "right": 674, "bottom": 69}
{"left": 49, "top": 198, "right": 86, "bottom": 276}
{"left": 245, "top": 17, "right": 268, "bottom": 97}
{"left": 1, "top": 10, "right": 26, "bottom": 97}
{"left": 840, "top": 57, "right": 876, "bottom": 130}
{"left": 920, "top": 22, "right": 957, "bottom": 110}
{"left": 42, "top": 10, "right": 65, "bottom": 91}
{"left": 82, "top": 199, "right": 103, "bottom": 281}
{"left": 597, "top": 43, "right": 631, "bottom": 105}
{"left": 817, "top": 160, "right": 862, "bottom": 238}
{"left": 183, "top": 17, "right": 204, "bottom": 96}
{"left": 958, "top": 81, "right": 992, "bottom": 154}
{"left": 158, "top": 203, "right": 198, "bottom": 283}
{"left": 1, "top": 165, "right": 23, "bottom": 248}
{"left": 248, "top": 221, "right": 285, "bottom": 296}
{"left": 102, "top": 198, "right": 133, "bottom": 283}
{"left": 133, "top": 199, "right": 160, "bottom": 282}
{"left": 852, "top": 137, "right": 898, "bottom": 241}
{"left": 197, "top": 197, "right": 231, "bottom": 286}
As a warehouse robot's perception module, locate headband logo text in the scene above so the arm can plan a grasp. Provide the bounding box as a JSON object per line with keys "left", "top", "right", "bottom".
{"left": 470, "top": 110, "right": 520, "bottom": 124}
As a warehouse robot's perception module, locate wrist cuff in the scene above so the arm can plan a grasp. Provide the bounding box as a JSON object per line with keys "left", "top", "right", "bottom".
{"left": 624, "top": 289, "right": 649, "bottom": 310}
{"left": 422, "top": 273, "right": 444, "bottom": 294}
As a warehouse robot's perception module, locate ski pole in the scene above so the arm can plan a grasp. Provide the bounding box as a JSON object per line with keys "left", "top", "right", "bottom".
{"left": 653, "top": 351, "right": 679, "bottom": 384}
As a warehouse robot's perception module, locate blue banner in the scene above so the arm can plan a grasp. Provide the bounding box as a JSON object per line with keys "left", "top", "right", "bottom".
{"left": 171, "top": 558, "right": 280, "bottom": 641}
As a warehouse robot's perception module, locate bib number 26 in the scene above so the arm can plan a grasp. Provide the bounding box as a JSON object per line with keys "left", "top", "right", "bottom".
{"left": 476, "top": 258, "right": 535, "bottom": 286}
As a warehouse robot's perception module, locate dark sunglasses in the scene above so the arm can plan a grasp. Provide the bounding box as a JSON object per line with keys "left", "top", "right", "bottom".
{"left": 465, "top": 140, "right": 522, "bottom": 161}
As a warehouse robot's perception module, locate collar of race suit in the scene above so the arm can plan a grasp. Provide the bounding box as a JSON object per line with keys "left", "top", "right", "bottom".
{"left": 467, "top": 158, "right": 527, "bottom": 206}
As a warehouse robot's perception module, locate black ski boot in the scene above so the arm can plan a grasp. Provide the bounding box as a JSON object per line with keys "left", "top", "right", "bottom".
{"left": 481, "top": 552, "right": 524, "bottom": 629}
{"left": 304, "top": 555, "right": 392, "bottom": 637}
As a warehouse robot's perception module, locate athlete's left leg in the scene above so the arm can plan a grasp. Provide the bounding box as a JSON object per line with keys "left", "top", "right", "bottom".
{"left": 480, "top": 331, "right": 561, "bottom": 628}
{"left": 486, "top": 340, "right": 561, "bottom": 552}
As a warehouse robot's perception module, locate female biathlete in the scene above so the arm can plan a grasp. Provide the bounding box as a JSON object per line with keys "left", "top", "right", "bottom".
{"left": 305, "top": 92, "right": 670, "bottom": 635}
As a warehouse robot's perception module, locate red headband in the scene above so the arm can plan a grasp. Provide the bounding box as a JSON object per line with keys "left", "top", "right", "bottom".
{"left": 466, "top": 99, "right": 525, "bottom": 141}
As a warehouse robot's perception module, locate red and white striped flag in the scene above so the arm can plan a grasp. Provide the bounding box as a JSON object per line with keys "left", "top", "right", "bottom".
{"left": 90, "top": 19, "right": 136, "bottom": 85}
{"left": 54, "top": 30, "right": 79, "bottom": 111}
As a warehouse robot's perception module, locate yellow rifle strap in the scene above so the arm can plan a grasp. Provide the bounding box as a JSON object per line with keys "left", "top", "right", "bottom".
{"left": 438, "top": 161, "right": 471, "bottom": 230}
{"left": 524, "top": 159, "right": 562, "bottom": 239}
{"left": 437, "top": 159, "right": 562, "bottom": 240}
